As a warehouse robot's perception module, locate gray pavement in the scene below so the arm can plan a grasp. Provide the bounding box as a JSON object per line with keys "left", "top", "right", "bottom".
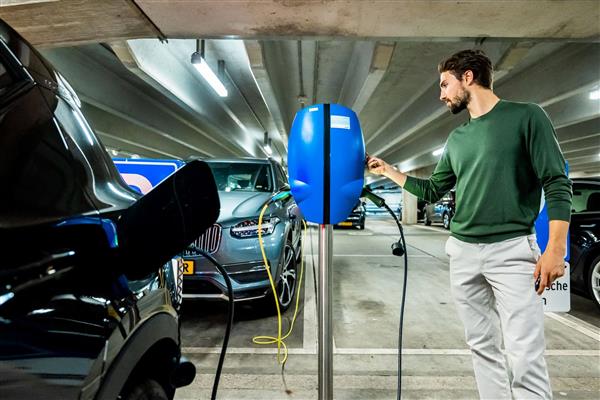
{"left": 177, "top": 216, "right": 600, "bottom": 400}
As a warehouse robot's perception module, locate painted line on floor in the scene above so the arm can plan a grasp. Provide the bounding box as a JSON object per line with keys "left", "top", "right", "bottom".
{"left": 546, "top": 312, "right": 600, "bottom": 342}
{"left": 410, "top": 224, "right": 450, "bottom": 233}
{"left": 182, "top": 347, "right": 599, "bottom": 356}
{"left": 331, "top": 254, "right": 430, "bottom": 257}
{"left": 302, "top": 245, "right": 318, "bottom": 353}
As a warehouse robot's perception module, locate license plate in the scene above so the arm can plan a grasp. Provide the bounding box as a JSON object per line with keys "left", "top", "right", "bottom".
{"left": 182, "top": 260, "right": 194, "bottom": 275}
{"left": 338, "top": 222, "right": 353, "bottom": 226}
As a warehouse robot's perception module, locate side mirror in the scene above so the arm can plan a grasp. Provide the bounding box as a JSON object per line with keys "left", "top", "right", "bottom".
{"left": 117, "top": 160, "right": 220, "bottom": 276}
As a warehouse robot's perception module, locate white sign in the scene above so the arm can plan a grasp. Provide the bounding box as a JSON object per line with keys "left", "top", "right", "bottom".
{"left": 542, "top": 263, "right": 571, "bottom": 312}
{"left": 331, "top": 115, "right": 350, "bottom": 129}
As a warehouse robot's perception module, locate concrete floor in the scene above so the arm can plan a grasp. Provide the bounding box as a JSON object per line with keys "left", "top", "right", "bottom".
{"left": 176, "top": 216, "right": 600, "bottom": 400}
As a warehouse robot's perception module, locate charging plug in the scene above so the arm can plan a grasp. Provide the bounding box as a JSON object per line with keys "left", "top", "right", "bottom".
{"left": 361, "top": 187, "right": 385, "bottom": 208}
{"left": 391, "top": 240, "right": 405, "bottom": 257}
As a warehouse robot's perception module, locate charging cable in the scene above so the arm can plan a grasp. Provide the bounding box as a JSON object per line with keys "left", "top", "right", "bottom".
{"left": 362, "top": 187, "right": 408, "bottom": 400}
{"left": 252, "top": 192, "right": 307, "bottom": 387}
{"left": 187, "top": 245, "right": 234, "bottom": 400}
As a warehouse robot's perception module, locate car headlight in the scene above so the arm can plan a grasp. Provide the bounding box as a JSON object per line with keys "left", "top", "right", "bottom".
{"left": 230, "top": 216, "right": 281, "bottom": 238}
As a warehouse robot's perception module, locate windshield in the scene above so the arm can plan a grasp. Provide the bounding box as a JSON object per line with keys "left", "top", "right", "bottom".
{"left": 208, "top": 162, "right": 273, "bottom": 192}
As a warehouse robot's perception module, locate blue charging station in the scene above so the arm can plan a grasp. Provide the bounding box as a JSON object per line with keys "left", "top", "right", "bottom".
{"left": 288, "top": 104, "right": 365, "bottom": 400}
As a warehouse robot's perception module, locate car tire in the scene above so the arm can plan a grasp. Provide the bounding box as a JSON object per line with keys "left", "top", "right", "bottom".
{"left": 443, "top": 213, "right": 450, "bottom": 230}
{"left": 121, "top": 379, "right": 169, "bottom": 400}
{"left": 359, "top": 222, "right": 365, "bottom": 230}
{"left": 587, "top": 255, "right": 600, "bottom": 310}
{"left": 262, "top": 241, "right": 297, "bottom": 314}
{"left": 423, "top": 212, "right": 431, "bottom": 226}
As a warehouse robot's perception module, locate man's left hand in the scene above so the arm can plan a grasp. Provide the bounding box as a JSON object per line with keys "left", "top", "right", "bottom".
{"left": 534, "top": 248, "right": 566, "bottom": 295}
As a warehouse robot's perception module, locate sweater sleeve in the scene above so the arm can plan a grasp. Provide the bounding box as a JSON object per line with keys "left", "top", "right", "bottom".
{"left": 526, "top": 104, "right": 572, "bottom": 222}
{"left": 403, "top": 146, "right": 456, "bottom": 203}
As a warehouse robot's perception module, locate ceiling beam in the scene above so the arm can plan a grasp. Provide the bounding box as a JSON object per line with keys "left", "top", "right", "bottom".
{"left": 137, "top": 0, "right": 600, "bottom": 40}
{"left": 337, "top": 41, "right": 395, "bottom": 114}
{"left": 244, "top": 40, "right": 289, "bottom": 149}
{"left": 0, "top": 0, "right": 156, "bottom": 47}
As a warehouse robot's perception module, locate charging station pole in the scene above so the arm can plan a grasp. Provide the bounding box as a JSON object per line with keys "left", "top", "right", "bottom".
{"left": 318, "top": 224, "right": 333, "bottom": 399}
{"left": 288, "top": 103, "right": 365, "bottom": 400}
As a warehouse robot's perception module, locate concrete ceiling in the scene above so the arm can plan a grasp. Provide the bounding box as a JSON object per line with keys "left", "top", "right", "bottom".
{"left": 1, "top": 0, "right": 599, "bottom": 176}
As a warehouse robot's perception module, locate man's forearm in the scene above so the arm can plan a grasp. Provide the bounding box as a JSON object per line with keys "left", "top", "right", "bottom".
{"left": 546, "top": 220, "right": 569, "bottom": 256}
{"left": 384, "top": 167, "right": 408, "bottom": 187}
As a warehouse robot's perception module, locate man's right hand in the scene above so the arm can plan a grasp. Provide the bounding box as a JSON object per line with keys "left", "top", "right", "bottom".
{"left": 367, "top": 154, "right": 390, "bottom": 176}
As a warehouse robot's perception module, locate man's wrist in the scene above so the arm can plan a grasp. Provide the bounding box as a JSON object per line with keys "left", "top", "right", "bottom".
{"left": 545, "top": 244, "right": 566, "bottom": 256}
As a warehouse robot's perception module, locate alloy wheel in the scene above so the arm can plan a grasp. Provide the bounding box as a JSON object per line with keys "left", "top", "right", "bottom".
{"left": 277, "top": 244, "right": 297, "bottom": 309}
{"left": 443, "top": 213, "right": 450, "bottom": 229}
{"left": 591, "top": 259, "right": 600, "bottom": 309}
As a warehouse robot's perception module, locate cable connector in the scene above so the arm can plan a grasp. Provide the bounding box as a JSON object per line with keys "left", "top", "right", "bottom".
{"left": 361, "top": 187, "right": 385, "bottom": 208}
{"left": 271, "top": 190, "right": 292, "bottom": 203}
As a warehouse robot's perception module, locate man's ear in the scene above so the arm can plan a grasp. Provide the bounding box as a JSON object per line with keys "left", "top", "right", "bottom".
{"left": 463, "top": 70, "right": 474, "bottom": 85}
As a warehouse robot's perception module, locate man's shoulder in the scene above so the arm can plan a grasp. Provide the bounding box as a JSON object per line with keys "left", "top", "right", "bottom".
{"left": 499, "top": 100, "right": 543, "bottom": 114}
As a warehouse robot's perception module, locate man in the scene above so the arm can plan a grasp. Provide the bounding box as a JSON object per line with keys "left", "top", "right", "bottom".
{"left": 368, "top": 49, "right": 571, "bottom": 399}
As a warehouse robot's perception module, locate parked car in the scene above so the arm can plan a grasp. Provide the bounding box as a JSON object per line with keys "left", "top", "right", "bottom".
{"left": 569, "top": 177, "right": 600, "bottom": 309}
{"left": 336, "top": 201, "right": 367, "bottom": 229}
{"left": 423, "top": 190, "right": 455, "bottom": 229}
{"left": 182, "top": 158, "right": 303, "bottom": 311}
{"left": 0, "top": 19, "right": 219, "bottom": 400}
{"left": 364, "top": 189, "right": 402, "bottom": 215}
{"left": 417, "top": 199, "right": 427, "bottom": 221}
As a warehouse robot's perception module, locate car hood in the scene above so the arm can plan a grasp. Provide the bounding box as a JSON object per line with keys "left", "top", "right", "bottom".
{"left": 217, "top": 191, "right": 272, "bottom": 223}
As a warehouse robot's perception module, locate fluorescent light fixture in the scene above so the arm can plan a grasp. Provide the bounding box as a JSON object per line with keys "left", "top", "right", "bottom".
{"left": 432, "top": 147, "right": 444, "bottom": 156}
{"left": 264, "top": 143, "right": 272, "bottom": 155}
{"left": 191, "top": 52, "right": 227, "bottom": 97}
{"left": 589, "top": 89, "right": 600, "bottom": 100}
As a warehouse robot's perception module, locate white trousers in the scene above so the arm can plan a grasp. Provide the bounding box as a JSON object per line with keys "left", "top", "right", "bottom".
{"left": 445, "top": 234, "right": 552, "bottom": 400}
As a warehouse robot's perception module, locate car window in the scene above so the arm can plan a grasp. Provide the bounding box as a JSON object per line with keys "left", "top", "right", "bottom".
{"left": 0, "top": 61, "right": 14, "bottom": 95}
{"left": 572, "top": 182, "right": 600, "bottom": 213}
{"left": 275, "top": 164, "right": 288, "bottom": 188}
{"left": 208, "top": 162, "right": 273, "bottom": 192}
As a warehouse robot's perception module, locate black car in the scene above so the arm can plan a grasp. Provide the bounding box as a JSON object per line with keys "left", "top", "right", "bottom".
{"left": 336, "top": 201, "right": 367, "bottom": 230}
{"left": 569, "top": 177, "right": 600, "bottom": 310}
{"left": 0, "top": 19, "right": 220, "bottom": 400}
{"left": 423, "top": 190, "right": 455, "bottom": 229}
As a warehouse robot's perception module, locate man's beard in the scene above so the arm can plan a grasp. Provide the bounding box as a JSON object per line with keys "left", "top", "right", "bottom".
{"left": 448, "top": 90, "right": 470, "bottom": 114}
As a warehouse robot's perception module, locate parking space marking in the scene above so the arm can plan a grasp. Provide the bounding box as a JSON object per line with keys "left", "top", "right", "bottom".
{"left": 332, "top": 254, "right": 430, "bottom": 257}
{"left": 302, "top": 252, "right": 318, "bottom": 353}
{"left": 182, "top": 347, "right": 599, "bottom": 356}
{"left": 411, "top": 224, "right": 450, "bottom": 233}
{"left": 546, "top": 312, "right": 600, "bottom": 342}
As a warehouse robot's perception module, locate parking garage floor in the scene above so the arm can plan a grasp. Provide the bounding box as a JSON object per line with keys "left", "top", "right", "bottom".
{"left": 176, "top": 216, "right": 600, "bottom": 400}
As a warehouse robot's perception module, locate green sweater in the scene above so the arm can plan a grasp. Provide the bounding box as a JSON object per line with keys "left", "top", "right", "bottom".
{"left": 404, "top": 100, "right": 572, "bottom": 243}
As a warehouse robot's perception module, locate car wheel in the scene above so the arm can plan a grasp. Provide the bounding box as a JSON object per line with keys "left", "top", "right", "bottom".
{"left": 423, "top": 212, "right": 431, "bottom": 226}
{"left": 443, "top": 213, "right": 450, "bottom": 230}
{"left": 275, "top": 242, "right": 297, "bottom": 312}
{"left": 587, "top": 255, "right": 600, "bottom": 310}
{"left": 359, "top": 222, "right": 365, "bottom": 230}
{"left": 121, "top": 379, "right": 169, "bottom": 400}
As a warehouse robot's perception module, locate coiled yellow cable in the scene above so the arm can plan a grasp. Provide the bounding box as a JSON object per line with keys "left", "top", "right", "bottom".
{"left": 252, "top": 202, "right": 307, "bottom": 366}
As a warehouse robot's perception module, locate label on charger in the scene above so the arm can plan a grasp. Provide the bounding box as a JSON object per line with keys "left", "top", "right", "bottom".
{"left": 331, "top": 115, "right": 350, "bottom": 130}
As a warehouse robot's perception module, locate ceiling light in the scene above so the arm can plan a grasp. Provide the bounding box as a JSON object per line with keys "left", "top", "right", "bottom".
{"left": 589, "top": 89, "right": 600, "bottom": 100}
{"left": 432, "top": 147, "right": 444, "bottom": 156}
{"left": 191, "top": 40, "right": 228, "bottom": 97}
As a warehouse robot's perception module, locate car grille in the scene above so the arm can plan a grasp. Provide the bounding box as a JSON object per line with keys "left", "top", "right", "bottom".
{"left": 185, "top": 224, "right": 221, "bottom": 255}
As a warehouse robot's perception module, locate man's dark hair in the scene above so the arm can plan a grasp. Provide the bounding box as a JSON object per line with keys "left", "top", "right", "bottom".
{"left": 438, "top": 49, "right": 493, "bottom": 89}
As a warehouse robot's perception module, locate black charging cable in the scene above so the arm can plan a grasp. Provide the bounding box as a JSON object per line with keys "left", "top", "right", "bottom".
{"left": 361, "top": 188, "right": 408, "bottom": 400}
{"left": 187, "top": 245, "right": 234, "bottom": 400}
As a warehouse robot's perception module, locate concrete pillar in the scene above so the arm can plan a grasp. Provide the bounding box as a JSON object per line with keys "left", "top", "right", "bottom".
{"left": 401, "top": 165, "right": 435, "bottom": 225}
{"left": 402, "top": 190, "right": 418, "bottom": 225}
